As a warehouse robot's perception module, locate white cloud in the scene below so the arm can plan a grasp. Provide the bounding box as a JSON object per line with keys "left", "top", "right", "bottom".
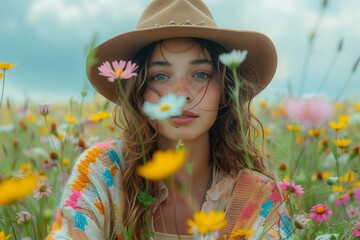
{"left": 26, "top": 0, "right": 145, "bottom": 40}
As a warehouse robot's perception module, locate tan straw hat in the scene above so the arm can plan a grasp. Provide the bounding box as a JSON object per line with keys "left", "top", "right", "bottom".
{"left": 86, "top": 0, "right": 277, "bottom": 103}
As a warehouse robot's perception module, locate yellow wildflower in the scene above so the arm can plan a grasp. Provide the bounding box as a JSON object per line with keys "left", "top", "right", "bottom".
{"left": 338, "top": 115, "right": 349, "bottom": 123}
{"left": 89, "top": 111, "right": 111, "bottom": 122}
{"left": 0, "top": 62, "right": 16, "bottom": 70}
{"left": 19, "top": 163, "right": 32, "bottom": 173}
{"left": 343, "top": 171, "right": 356, "bottom": 183}
{"left": 0, "top": 231, "right": 11, "bottom": 240}
{"left": 0, "top": 173, "right": 38, "bottom": 205}
{"left": 312, "top": 171, "right": 333, "bottom": 180}
{"left": 0, "top": 72, "right": 3, "bottom": 79}
{"left": 286, "top": 124, "right": 301, "bottom": 132}
{"left": 26, "top": 114, "right": 36, "bottom": 123}
{"left": 39, "top": 172, "right": 47, "bottom": 179}
{"left": 136, "top": 149, "right": 186, "bottom": 181}
{"left": 263, "top": 127, "right": 271, "bottom": 136}
{"left": 187, "top": 210, "right": 227, "bottom": 234}
{"left": 62, "top": 158, "right": 70, "bottom": 166}
{"left": 329, "top": 115, "right": 349, "bottom": 131}
{"left": 353, "top": 181, "right": 360, "bottom": 188}
{"left": 258, "top": 99, "right": 268, "bottom": 109}
{"left": 333, "top": 139, "right": 351, "bottom": 148}
{"left": 229, "top": 229, "right": 255, "bottom": 240}
{"left": 332, "top": 185, "right": 344, "bottom": 192}
{"left": 308, "top": 128, "right": 325, "bottom": 137}
{"left": 355, "top": 103, "right": 360, "bottom": 112}
{"left": 296, "top": 135, "right": 303, "bottom": 144}
{"left": 328, "top": 121, "right": 347, "bottom": 131}
{"left": 64, "top": 115, "right": 76, "bottom": 124}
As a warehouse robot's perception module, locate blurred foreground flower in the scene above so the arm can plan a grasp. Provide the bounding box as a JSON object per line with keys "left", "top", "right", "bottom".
{"left": 143, "top": 93, "right": 186, "bottom": 120}
{"left": 219, "top": 49, "right": 248, "bottom": 69}
{"left": 136, "top": 149, "right": 186, "bottom": 181}
{"left": 0, "top": 72, "right": 3, "bottom": 79}
{"left": 0, "top": 231, "right": 11, "bottom": 240}
{"left": 98, "top": 60, "right": 138, "bottom": 82}
{"left": 187, "top": 209, "right": 227, "bottom": 236}
{"left": 309, "top": 203, "right": 333, "bottom": 224}
{"left": 0, "top": 174, "right": 38, "bottom": 205}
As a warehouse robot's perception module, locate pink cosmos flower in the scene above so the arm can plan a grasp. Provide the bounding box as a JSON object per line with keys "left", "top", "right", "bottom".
{"left": 98, "top": 60, "right": 138, "bottom": 82}
{"left": 334, "top": 194, "right": 350, "bottom": 207}
{"left": 354, "top": 187, "right": 360, "bottom": 204}
{"left": 33, "top": 180, "right": 52, "bottom": 200}
{"left": 309, "top": 203, "right": 333, "bottom": 224}
{"left": 353, "top": 222, "right": 360, "bottom": 237}
{"left": 282, "top": 94, "right": 333, "bottom": 127}
{"left": 279, "top": 179, "right": 304, "bottom": 197}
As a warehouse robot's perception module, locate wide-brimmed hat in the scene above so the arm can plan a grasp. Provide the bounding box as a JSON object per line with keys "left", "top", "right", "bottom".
{"left": 86, "top": 0, "right": 277, "bottom": 103}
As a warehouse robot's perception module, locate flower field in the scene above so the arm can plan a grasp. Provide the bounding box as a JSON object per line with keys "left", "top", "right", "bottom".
{"left": 0, "top": 85, "right": 360, "bottom": 238}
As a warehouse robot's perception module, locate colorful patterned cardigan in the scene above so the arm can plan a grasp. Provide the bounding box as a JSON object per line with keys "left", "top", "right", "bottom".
{"left": 47, "top": 141, "right": 292, "bottom": 239}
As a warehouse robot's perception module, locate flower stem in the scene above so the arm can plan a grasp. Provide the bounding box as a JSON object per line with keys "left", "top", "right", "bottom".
{"left": 0, "top": 70, "right": 6, "bottom": 109}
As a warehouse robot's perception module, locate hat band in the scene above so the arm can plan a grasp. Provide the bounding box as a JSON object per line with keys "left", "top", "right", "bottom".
{"left": 154, "top": 20, "right": 205, "bottom": 28}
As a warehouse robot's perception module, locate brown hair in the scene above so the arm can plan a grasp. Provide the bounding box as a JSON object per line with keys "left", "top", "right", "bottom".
{"left": 113, "top": 38, "right": 273, "bottom": 238}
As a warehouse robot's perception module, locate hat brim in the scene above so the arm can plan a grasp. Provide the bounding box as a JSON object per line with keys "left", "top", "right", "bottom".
{"left": 86, "top": 25, "right": 277, "bottom": 103}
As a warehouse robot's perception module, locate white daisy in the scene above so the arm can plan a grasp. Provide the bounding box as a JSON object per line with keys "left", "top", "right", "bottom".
{"left": 219, "top": 49, "right": 248, "bottom": 69}
{"left": 143, "top": 93, "right": 186, "bottom": 120}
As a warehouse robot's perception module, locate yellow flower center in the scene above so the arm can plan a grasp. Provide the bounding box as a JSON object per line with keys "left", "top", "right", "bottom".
{"left": 115, "top": 69, "right": 124, "bottom": 79}
{"left": 338, "top": 195, "right": 344, "bottom": 200}
{"left": 160, "top": 104, "right": 170, "bottom": 112}
{"left": 316, "top": 206, "right": 325, "bottom": 214}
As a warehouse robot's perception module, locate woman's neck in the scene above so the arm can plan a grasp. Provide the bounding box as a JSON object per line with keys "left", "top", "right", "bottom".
{"left": 156, "top": 134, "right": 212, "bottom": 195}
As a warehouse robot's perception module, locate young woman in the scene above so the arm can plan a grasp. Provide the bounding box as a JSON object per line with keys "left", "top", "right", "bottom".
{"left": 48, "top": 0, "right": 292, "bottom": 239}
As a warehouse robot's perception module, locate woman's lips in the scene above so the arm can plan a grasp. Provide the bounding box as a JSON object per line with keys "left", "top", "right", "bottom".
{"left": 170, "top": 110, "right": 198, "bottom": 125}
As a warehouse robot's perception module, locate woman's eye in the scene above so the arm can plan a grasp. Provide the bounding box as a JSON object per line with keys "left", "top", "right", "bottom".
{"left": 151, "top": 73, "right": 168, "bottom": 81}
{"left": 194, "top": 72, "right": 209, "bottom": 79}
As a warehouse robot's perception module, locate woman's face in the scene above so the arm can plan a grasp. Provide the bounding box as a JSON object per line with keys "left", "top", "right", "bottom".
{"left": 143, "top": 38, "right": 222, "bottom": 143}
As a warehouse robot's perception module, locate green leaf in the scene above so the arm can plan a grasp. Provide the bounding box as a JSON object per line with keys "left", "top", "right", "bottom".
{"left": 137, "top": 190, "right": 157, "bottom": 207}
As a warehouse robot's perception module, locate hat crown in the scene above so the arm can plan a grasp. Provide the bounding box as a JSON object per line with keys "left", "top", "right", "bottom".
{"left": 137, "top": 0, "right": 217, "bottom": 29}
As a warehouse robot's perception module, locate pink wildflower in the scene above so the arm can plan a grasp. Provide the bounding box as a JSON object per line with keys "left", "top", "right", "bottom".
{"left": 334, "top": 194, "right": 350, "bottom": 207}
{"left": 33, "top": 180, "right": 52, "bottom": 200}
{"left": 282, "top": 94, "right": 333, "bottom": 127}
{"left": 353, "top": 222, "right": 360, "bottom": 237}
{"left": 39, "top": 103, "right": 50, "bottom": 116}
{"left": 279, "top": 179, "right": 304, "bottom": 197}
{"left": 309, "top": 203, "right": 333, "bottom": 224}
{"left": 354, "top": 187, "right": 360, "bottom": 204}
{"left": 346, "top": 205, "right": 360, "bottom": 219}
{"left": 98, "top": 60, "right": 138, "bottom": 82}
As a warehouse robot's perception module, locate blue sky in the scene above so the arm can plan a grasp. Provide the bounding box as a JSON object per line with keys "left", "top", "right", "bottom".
{"left": 1, "top": 0, "right": 359, "bottom": 104}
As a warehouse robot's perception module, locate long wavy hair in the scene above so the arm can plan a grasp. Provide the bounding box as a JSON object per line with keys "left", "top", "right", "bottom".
{"left": 113, "top": 38, "right": 273, "bottom": 239}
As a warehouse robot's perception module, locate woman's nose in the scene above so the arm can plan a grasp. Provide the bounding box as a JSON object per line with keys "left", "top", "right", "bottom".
{"left": 172, "top": 77, "right": 192, "bottom": 101}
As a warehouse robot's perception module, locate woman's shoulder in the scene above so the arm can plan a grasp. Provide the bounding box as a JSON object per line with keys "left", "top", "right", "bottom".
{"left": 235, "top": 169, "right": 282, "bottom": 203}
{"left": 76, "top": 140, "right": 123, "bottom": 169}
{"left": 69, "top": 140, "right": 124, "bottom": 189}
